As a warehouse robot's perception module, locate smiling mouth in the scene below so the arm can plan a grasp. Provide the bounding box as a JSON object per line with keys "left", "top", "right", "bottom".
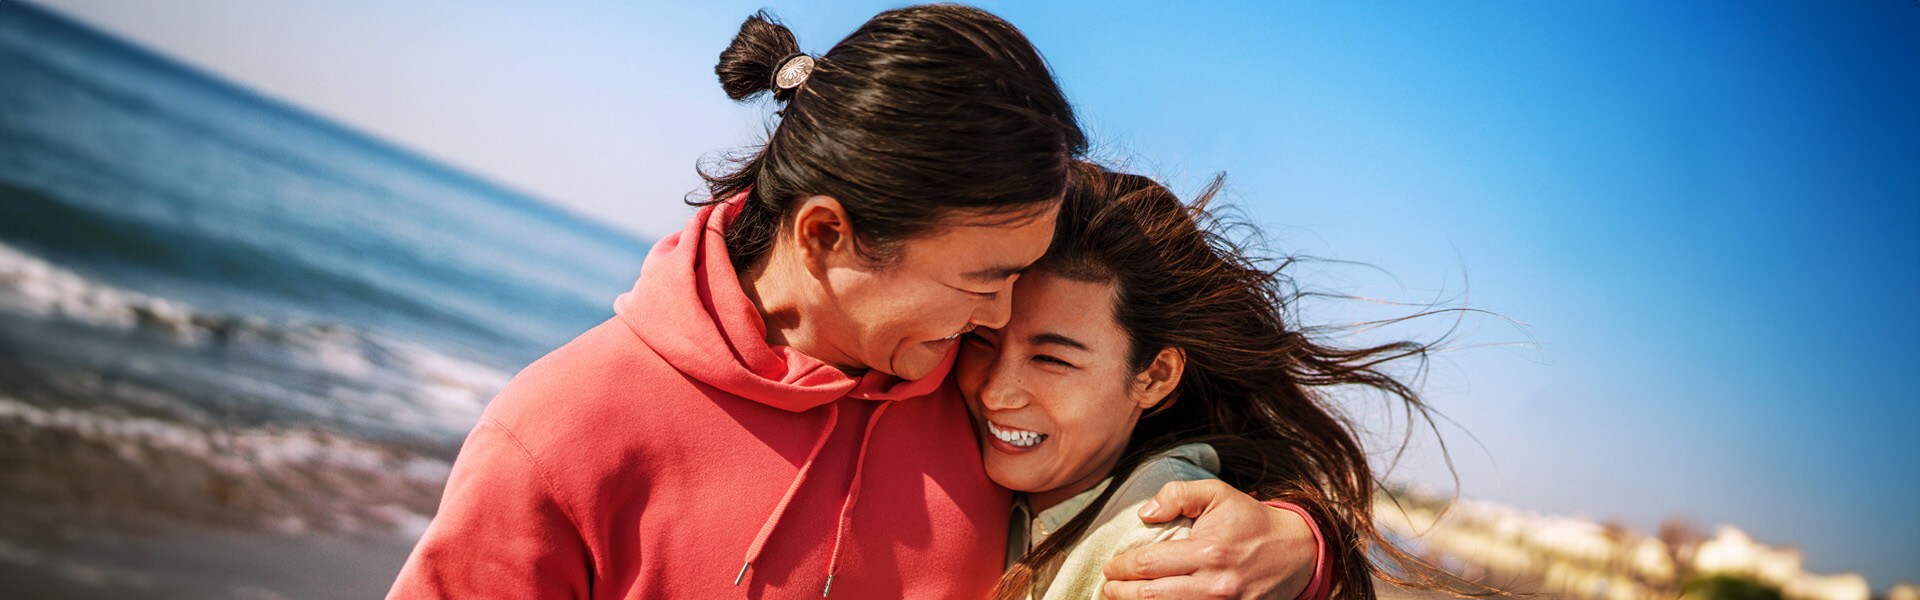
{"left": 986, "top": 421, "right": 1047, "bottom": 447}
{"left": 935, "top": 326, "right": 975, "bottom": 342}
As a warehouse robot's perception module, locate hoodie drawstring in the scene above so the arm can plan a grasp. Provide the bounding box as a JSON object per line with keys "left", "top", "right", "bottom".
{"left": 730, "top": 401, "right": 894, "bottom": 597}
{"left": 736, "top": 403, "right": 839, "bottom": 586}
{"left": 822, "top": 401, "right": 891, "bottom": 597}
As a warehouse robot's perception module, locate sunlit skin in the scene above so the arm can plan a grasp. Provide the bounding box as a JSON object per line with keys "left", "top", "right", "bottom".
{"left": 956, "top": 271, "right": 1183, "bottom": 512}
{"left": 740, "top": 195, "right": 1059, "bottom": 380}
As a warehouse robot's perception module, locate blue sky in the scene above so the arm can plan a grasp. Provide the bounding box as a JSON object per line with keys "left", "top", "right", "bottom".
{"left": 30, "top": 0, "right": 1920, "bottom": 587}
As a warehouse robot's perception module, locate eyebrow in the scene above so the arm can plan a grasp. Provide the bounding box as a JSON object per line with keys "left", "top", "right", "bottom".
{"left": 1029, "top": 332, "right": 1089, "bottom": 351}
{"left": 961, "top": 264, "right": 1028, "bottom": 283}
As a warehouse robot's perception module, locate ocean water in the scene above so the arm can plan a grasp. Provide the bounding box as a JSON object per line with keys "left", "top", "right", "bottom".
{"left": 0, "top": 3, "right": 653, "bottom": 596}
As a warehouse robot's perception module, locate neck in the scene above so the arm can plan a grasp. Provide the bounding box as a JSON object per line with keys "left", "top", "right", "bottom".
{"left": 1026, "top": 488, "right": 1079, "bottom": 516}
{"left": 737, "top": 246, "right": 859, "bottom": 370}
{"left": 1027, "top": 443, "right": 1132, "bottom": 514}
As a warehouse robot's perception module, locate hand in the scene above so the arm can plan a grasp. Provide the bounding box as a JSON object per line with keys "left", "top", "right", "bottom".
{"left": 1101, "top": 480, "right": 1317, "bottom": 600}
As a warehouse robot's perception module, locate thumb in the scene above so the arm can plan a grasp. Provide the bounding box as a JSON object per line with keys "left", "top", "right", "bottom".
{"left": 1137, "top": 479, "right": 1229, "bottom": 523}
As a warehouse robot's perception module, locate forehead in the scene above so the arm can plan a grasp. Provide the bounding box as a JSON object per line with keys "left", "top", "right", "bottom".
{"left": 1006, "top": 271, "right": 1127, "bottom": 346}
{"left": 895, "top": 205, "right": 1058, "bottom": 275}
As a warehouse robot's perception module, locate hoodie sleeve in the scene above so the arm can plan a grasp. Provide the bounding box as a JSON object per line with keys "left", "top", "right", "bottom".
{"left": 387, "top": 418, "right": 593, "bottom": 600}
{"left": 1264, "top": 501, "right": 1331, "bottom": 600}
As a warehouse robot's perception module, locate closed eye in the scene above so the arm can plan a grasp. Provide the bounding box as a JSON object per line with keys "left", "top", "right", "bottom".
{"left": 952, "top": 284, "right": 1001, "bottom": 299}
{"left": 1033, "top": 354, "right": 1076, "bottom": 369}
{"left": 958, "top": 273, "right": 1018, "bottom": 299}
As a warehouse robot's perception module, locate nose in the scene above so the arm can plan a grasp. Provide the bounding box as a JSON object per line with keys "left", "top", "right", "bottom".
{"left": 977, "top": 359, "right": 1028, "bottom": 412}
{"left": 969, "top": 277, "right": 1017, "bottom": 330}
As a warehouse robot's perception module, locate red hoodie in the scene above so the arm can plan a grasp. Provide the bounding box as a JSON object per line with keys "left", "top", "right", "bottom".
{"left": 387, "top": 198, "right": 1010, "bottom": 598}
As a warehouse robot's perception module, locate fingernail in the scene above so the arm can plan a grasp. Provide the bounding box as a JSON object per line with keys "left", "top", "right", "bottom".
{"left": 1140, "top": 499, "right": 1160, "bottom": 517}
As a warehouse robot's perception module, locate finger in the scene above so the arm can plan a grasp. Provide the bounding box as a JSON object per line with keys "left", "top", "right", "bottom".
{"left": 1102, "top": 538, "right": 1214, "bottom": 581}
{"left": 1139, "top": 479, "right": 1238, "bottom": 523}
{"left": 1103, "top": 575, "right": 1227, "bottom": 600}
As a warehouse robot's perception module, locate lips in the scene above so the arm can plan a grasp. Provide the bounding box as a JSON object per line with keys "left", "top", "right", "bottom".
{"left": 985, "top": 420, "right": 1047, "bottom": 447}
{"left": 930, "top": 325, "right": 976, "bottom": 344}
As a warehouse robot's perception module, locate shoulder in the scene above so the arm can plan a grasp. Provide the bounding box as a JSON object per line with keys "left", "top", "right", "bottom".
{"left": 1105, "top": 443, "right": 1222, "bottom": 514}
{"left": 1039, "top": 444, "right": 1221, "bottom": 600}
{"left": 475, "top": 318, "right": 693, "bottom": 469}
{"left": 1089, "top": 443, "right": 1219, "bottom": 539}
{"left": 486, "top": 319, "right": 667, "bottom": 422}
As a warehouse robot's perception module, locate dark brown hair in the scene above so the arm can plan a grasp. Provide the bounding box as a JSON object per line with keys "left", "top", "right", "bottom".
{"left": 992, "top": 161, "right": 1496, "bottom": 599}
{"left": 699, "top": 5, "right": 1085, "bottom": 267}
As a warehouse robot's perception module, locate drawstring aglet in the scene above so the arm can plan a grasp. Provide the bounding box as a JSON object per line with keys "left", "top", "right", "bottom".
{"left": 734, "top": 562, "right": 751, "bottom": 586}
{"left": 822, "top": 574, "right": 834, "bottom": 597}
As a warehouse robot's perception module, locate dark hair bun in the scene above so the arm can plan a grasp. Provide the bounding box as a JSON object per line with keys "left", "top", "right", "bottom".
{"left": 698, "top": 5, "right": 1084, "bottom": 269}
{"left": 716, "top": 11, "right": 802, "bottom": 102}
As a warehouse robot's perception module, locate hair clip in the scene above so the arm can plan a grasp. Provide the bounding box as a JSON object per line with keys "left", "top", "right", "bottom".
{"left": 773, "top": 54, "right": 815, "bottom": 90}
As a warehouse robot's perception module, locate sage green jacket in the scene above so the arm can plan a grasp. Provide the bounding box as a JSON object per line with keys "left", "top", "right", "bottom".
{"left": 1005, "top": 443, "right": 1221, "bottom": 600}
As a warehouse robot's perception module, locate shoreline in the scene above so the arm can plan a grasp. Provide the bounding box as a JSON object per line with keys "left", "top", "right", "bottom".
{"left": 0, "top": 524, "right": 414, "bottom": 600}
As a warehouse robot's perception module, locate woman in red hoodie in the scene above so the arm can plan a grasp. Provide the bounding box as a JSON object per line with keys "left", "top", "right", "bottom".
{"left": 389, "top": 6, "right": 1321, "bottom": 599}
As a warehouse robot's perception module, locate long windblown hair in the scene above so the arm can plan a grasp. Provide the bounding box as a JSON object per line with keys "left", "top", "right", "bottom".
{"left": 992, "top": 161, "right": 1494, "bottom": 599}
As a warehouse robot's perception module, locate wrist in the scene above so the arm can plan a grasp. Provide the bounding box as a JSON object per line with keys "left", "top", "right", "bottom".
{"left": 1262, "top": 501, "right": 1330, "bottom": 600}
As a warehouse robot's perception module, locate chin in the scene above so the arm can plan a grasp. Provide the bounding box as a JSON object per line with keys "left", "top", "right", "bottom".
{"left": 982, "top": 462, "right": 1038, "bottom": 493}
{"left": 888, "top": 349, "right": 943, "bottom": 381}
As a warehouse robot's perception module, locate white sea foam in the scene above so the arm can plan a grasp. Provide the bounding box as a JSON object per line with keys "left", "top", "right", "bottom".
{"left": 0, "top": 396, "right": 450, "bottom": 484}
{"left": 0, "top": 240, "right": 510, "bottom": 440}
{"left": 0, "top": 240, "right": 265, "bottom": 345}
{"left": 0, "top": 240, "right": 152, "bottom": 332}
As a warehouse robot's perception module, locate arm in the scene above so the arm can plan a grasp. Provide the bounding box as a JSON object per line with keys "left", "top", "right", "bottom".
{"left": 387, "top": 418, "right": 593, "bottom": 600}
{"left": 1099, "top": 480, "right": 1328, "bottom": 600}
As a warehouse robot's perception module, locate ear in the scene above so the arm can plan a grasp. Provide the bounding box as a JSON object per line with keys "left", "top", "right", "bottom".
{"left": 787, "top": 195, "right": 859, "bottom": 274}
{"left": 1130, "top": 347, "right": 1186, "bottom": 411}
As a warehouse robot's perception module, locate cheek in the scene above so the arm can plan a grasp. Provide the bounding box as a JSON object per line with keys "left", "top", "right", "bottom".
{"left": 913, "top": 292, "right": 976, "bottom": 332}
{"left": 854, "top": 279, "right": 969, "bottom": 340}
{"left": 954, "top": 347, "right": 988, "bottom": 396}
{"left": 1055, "top": 391, "right": 1141, "bottom": 455}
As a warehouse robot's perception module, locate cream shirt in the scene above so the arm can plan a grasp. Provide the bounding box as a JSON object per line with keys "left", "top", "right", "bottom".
{"left": 1005, "top": 443, "right": 1222, "bottom": 600}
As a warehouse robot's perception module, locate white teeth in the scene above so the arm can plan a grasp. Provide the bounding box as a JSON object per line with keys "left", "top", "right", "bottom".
{"left": 986, "top": 421, "right": 1046, "bottom": 447}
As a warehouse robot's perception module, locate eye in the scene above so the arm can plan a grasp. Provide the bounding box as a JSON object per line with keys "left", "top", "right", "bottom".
{"left": 1033, "top": 354, "right": 1076, "bottom": 369}
{"left": 950, "top": 283, "right": 1000, "bottom": 299}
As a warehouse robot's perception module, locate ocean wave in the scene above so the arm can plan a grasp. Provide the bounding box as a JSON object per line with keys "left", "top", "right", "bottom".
{"left": 0, "top": 395, "right": 447, "bottom": 539}
{"left": 0, "top": 242, "right": 471, "bottom": 539}
{"left": 0, "top": 236, "right": 201, "bottom": 339}
{"left": 0, "top": 178, "right": 540, "bottom": 355}
{"left": 0, "top": 397, "right": 451, "bottom": 483}
{"left": 0, "top": 239, "right": 507, "bottom": 446}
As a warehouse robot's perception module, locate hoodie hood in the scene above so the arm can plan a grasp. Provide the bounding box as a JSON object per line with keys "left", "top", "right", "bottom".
{"left": 613, "top": 194, "right": 962, "bottom": 594}
{"left": 614, "top": 194, "right": 953, "bottom": 412}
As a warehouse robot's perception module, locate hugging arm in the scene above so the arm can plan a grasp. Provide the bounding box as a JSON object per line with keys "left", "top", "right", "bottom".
{"left": 1101, "top": 480, "right": 1329, "bottom": 600}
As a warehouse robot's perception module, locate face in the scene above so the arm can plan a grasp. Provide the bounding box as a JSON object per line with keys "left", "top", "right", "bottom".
{"left": 818, "top": 204, "right": 1058, "bottom": 381}
{"left": 956, "top": 270, "right": 1172, "bottom": 512}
